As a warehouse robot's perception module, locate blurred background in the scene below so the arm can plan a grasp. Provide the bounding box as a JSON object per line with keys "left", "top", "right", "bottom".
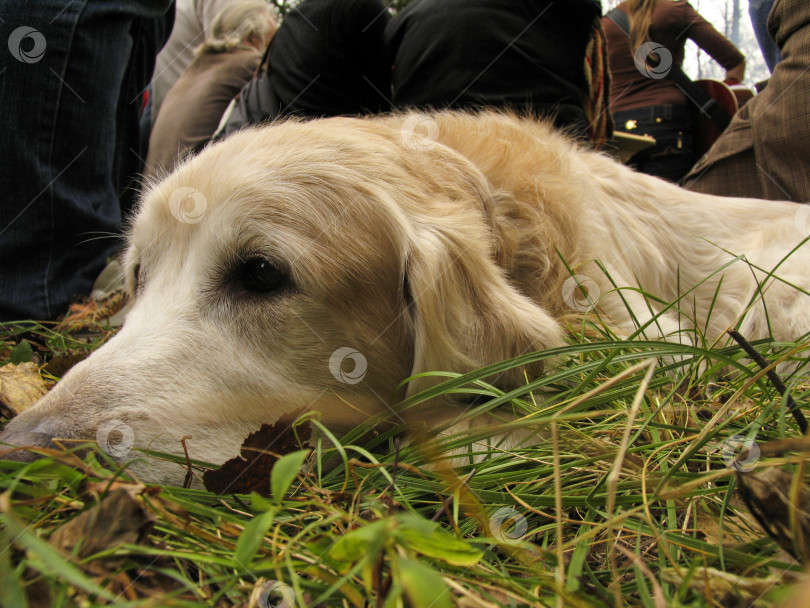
{"left": 603, "top": 0, "right": 770, "bottom": 85}
{"left": 268, "top": 0, "right": 771, "bottom": 87}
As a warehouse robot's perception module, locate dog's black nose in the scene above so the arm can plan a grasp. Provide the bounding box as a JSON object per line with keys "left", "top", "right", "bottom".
{"left": 0, "top": 445, "right": 44, "bottom": 462}
{"left": 0, "top": 417, "right": 56, "bottom": 462}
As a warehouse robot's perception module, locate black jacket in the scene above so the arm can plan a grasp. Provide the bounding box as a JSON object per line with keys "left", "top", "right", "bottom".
{"left": 385, "top": 0, "right": 602, "bottom": 131}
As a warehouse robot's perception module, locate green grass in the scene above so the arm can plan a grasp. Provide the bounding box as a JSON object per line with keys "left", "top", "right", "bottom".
{"left": 1, "top": 315, "right": 809, "bottom": 607}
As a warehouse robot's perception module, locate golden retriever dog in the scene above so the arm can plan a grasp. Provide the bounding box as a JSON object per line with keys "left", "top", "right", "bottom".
{"left": 2, "top": 111, "right": 809, "bottom": 485}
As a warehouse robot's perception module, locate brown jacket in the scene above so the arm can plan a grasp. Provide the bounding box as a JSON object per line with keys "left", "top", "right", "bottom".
{"left": 145, "top": 47, "right": 261, "bottom": 178}
{"left": 603, "top": 0, "right": 744, "bottom": 113}
{"left": 683, "top": 0, "right": 810, "bottom": 202}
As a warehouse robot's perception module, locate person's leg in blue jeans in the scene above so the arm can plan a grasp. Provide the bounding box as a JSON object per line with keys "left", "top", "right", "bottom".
{"left": 0, "top": 0, "right": 172, "bottom": 322}
{"left": 749, "top": 0, "right": 781, "bottom": 72}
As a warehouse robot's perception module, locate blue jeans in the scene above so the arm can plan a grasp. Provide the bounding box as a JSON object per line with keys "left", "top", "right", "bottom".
{"left": 749, "top": 0, "right": 781, "bottom": 72}
{"left": 0, "top": 0, "right": 172, "bottom": 322}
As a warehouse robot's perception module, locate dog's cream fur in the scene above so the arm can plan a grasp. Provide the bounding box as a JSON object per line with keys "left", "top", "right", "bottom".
{"left": 2, "top": 111, "right": 809, "bottom": 485}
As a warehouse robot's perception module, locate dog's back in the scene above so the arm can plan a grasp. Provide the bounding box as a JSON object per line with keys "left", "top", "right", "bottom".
{"left": 383, "top": 111, "right": 810, "bottom": 344}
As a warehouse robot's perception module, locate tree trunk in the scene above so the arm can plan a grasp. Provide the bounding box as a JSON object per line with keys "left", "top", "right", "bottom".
{"left": 730, "top": 0, "right": 742, "bottom": 46}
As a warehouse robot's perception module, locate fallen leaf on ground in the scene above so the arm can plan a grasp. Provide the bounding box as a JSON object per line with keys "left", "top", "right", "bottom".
{"left": 0, "top": 362, "right": 49, "bottom": 418}
{"left": 59, "top": 291, "right": 127, "bottom": 329}
{"left": 737, "top": 467, "right": 810, "bottom": 561}
{"left": 9, "top": 340, "right": 34, "bottom": 364}
{"left": 694, "top": 496, "right": 762, "bottom": 546}
{"left": 82, "top": 480, "right": 154, "bottom": 499}
{"left": 661, "top": 566, "right": 798, "bottom": 604}
{"left": 43, "top": 352, "right": 90, "bottom": 379}
{"left": 49, "top": 488, "right": 154, "bottom": 560}
{"left": 203, "top": 411, "right": 308, "bottom": 496}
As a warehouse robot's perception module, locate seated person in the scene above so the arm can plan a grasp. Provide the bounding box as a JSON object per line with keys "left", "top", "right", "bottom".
{"left": 683, "top": 0, "right": 810, "bottom": 202}
{"left": 270, "top": 0, "right": 391, "bottom": 118}
{"left": 384, "top": 0, "right": 606, "bottom": 139}
{"left": 149, "top": 0, "right": 235, "bottom": 128}
{"left": 603, "top": 0, "right": 745, "bottom": 183}
{"left": 144, "top": 0, "right": 277, "bottom": 178}
{"left": 219, "top": 0, "right": 391, "bottom": 136}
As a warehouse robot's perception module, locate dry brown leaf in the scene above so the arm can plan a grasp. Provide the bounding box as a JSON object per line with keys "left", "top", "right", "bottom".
{"left": 661, "top": 566, "right": 797, "bottom": 603}
{"left": 0, "top": 362, "right": 49, "bottom": 417}
{"left": 49, "top": 488, "right": 154, "bottom": 560}
{"left": 694, "top": 496, "right": 763, "bottom": 546}
{"left": 43, "top": 352, "right": 90, "bottom": 379}
{"left": 737, "top": 467, "right": 810, "bottom": 562}
{"left": 82, "top": 480, "right": 151, "bottom": 499}
{"left": 59, "top": 290, "right": 127, "bottom": 329}
{"left": 203, "top": 411, "right": 308, "bottom": 496}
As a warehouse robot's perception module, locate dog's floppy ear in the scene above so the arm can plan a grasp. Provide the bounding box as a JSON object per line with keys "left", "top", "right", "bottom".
{"left": 404, "top": 211, "right": 565, "bottom": 397}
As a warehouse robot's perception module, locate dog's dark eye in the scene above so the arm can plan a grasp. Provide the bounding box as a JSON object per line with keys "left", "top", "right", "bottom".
{"left": 239, "top": 258, "right": 287, "bottom": 294}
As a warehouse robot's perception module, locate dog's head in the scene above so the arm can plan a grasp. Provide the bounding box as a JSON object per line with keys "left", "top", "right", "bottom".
{"left": 0, "top": 114, "right": 564, "bottom": 484}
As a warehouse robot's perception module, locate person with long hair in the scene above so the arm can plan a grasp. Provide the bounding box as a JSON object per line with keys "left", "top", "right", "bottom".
{"left": 603, "top": 0, "right": 745, "bottom": 182}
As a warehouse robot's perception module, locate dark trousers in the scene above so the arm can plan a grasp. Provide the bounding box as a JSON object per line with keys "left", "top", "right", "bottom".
{"left": 0, "top": 0, "right": 173, "bottom": 321}
{"left": 614, "top": 105, "right": 697, "bottom": 183}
